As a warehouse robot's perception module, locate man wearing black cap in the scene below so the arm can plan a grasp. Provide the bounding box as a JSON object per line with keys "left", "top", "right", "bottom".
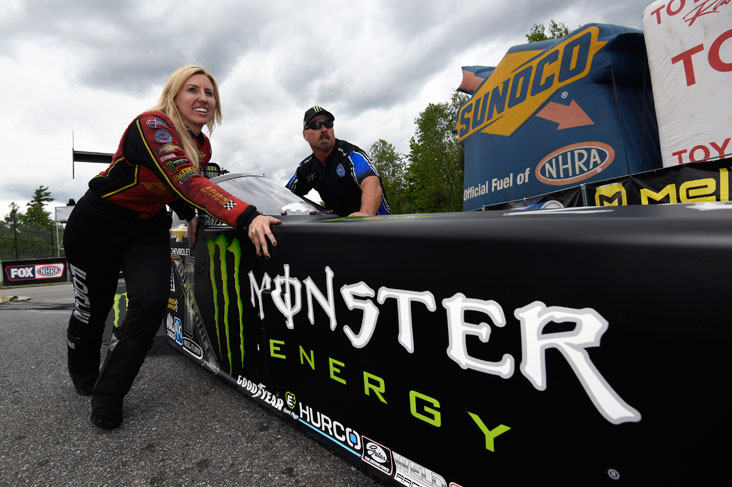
{"left": 286, "top": 106, "right": 390, "bottom": 217}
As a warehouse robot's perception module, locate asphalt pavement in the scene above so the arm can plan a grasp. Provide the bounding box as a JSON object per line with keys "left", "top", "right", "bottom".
{"left": 0, "top": 283, "right": 388, "bottom": 487}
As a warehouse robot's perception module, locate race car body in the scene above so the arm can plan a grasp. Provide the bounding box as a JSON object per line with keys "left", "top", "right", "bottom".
{"left": 140, "top": 173, "right": 726, "bottom": 485}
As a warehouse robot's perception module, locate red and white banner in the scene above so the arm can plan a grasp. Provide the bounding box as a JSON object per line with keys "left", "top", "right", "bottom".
{"left": 2, "top": 258, "right": 67, "bottom": 286}
{"left": 643, "top": 0, "right": 732, "bottom": 167}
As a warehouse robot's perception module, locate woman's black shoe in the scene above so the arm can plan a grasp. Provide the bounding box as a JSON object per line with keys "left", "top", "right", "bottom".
{"left": 70, "top": 373, "right": 97, "bottom": 396}
{"left": 90, "top": 395, "right": 123, "bottom": 429}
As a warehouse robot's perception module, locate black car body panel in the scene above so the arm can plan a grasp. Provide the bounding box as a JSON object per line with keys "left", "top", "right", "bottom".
{"left": 109, "top": 174, "right": 727, "bottom": 485}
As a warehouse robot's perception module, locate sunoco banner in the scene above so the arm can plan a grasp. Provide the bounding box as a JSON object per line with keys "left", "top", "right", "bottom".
{"left": 459, "top": 24, "right": 662, "bottom": 210}
{"left": 643, "top": 0, "right": 732, "bottom": 167}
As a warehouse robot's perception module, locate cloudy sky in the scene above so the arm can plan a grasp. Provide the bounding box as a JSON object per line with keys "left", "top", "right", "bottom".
{"left": 0, "top": 0, "right": 648, "bottom": 217}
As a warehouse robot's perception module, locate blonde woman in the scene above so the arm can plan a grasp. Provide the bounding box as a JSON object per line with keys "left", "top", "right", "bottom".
{"left": 64, "top": 65, "right": 280, "bottom": 429}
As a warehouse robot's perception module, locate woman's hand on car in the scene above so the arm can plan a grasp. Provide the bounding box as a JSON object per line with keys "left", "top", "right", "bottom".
{"left": 248, "top": 215, "right": 282, "bottom": 258}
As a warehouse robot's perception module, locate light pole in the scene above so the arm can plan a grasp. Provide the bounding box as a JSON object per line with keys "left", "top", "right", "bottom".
{"left": 13, "top": 219, "right": 20, "bottom": 260}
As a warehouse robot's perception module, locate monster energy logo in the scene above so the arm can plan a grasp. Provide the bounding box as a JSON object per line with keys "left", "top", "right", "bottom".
{"left": 112, "top": 292, "right": 128, "bottom": 328}
{"left": 164, "top": 158, "right": 189, "bottom": 172}
{"left": 304, "top": 106, "right": 329, "bottom": 128}
{"left": 208, "top": 234, "right": 246, "bottom": 374}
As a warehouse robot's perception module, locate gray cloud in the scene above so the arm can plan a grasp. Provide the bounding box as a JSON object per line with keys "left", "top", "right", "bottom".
{"left": 1, "top": 0, "right": 654, "bottom": 215}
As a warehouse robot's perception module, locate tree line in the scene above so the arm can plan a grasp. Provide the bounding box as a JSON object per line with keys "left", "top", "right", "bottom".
{"left": 370, "top": 91, "right": 469, "bottom": 214}
{"left": 0, "top": 186, "right": 61, "bottom": 261}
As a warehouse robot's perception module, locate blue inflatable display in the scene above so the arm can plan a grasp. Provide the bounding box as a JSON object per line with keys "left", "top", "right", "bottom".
{"left": 459, "top": 24, "right": 662, "bottom": 210}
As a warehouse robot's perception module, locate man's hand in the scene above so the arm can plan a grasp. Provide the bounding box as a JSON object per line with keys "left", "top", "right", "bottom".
{"left": 248, "top": 215, "right": 282, "bottom": 258}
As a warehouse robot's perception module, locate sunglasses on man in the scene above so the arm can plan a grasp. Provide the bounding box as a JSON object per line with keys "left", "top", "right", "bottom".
{"left": 306, "top": 120, "right": 334, "bottom": 130}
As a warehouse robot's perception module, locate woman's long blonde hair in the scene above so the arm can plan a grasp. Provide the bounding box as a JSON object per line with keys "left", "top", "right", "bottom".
{"left": 151, "top": 65, "right": 222, "bottom": 167}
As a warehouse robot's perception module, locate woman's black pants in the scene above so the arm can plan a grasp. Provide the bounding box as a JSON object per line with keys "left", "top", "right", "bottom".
{"left": 65, "top": 191, "right": 172, "bottom": 392}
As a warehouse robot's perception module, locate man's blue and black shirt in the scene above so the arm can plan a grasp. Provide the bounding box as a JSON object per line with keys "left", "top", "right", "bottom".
{"left": 286, "top": 139, "right": 390, "bottom": 216}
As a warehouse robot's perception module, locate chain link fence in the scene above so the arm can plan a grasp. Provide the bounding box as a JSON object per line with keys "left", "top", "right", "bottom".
{"left": 0, "top": 222, "right": 65, "bottom": 261}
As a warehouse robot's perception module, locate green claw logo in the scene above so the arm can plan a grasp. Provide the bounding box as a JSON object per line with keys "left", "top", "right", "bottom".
{"left": 112, "top": 292, "right": 128, "bottom": 328}
{"left": 208, "top": 234, "right": 246, "bottom": 374}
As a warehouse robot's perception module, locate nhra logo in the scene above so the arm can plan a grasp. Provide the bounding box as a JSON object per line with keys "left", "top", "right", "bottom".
{"left": 536, "top": 142, "right": 615, "bottom": 186}
{"left": 5, "top": 263, "right": 65, "bottom": 281}
{"left": 458, "top": 26, "right": 606, "bottom": 140}
{"left": 37, "top": 265, "right": 62, "bottom": 277}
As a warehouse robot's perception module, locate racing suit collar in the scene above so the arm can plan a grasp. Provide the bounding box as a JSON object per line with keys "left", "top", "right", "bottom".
{"left": 188, "top": 129, "right": 206, "bottom": 144}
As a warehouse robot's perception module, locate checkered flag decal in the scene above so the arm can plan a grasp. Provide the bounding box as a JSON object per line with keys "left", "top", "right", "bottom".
{"left": 224, "top": 200, "right": 236, "bottom": 210}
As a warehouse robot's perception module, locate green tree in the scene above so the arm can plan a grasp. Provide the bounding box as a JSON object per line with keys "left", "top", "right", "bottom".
{"left": 3, "top": 202, "right": 23, "bottom": 226}
{"left": 0, "top": 220, "right": 8, "bottom": 261}
{"left": 1, "top": 202, "right": 23, "bottom": 260}
{"left": 369, "top": 139, "right": 408, "bottom": 213}
{"left": 21, "top": 186, "right": 56, "bottom": 257}
{"left": 526, "top": 20, "right": 570, "bottom": 43}
{"left": 22, "top": 185, "right": 54, "bottom": 226}
{"left": 1, "top": 187, "right": 60, "bottom": 260}
{"left": 404, "top": 92, "right": 469, "bottom": 213}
